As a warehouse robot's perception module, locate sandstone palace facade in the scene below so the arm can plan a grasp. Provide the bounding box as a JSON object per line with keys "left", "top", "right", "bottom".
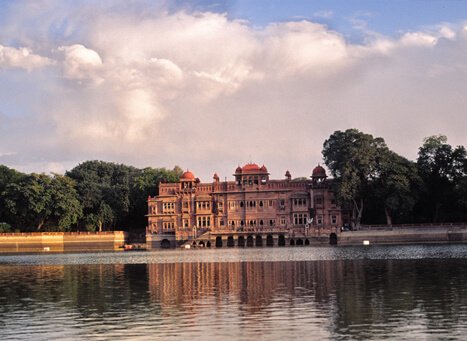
{"left": 147, "top": 163, "right": 349, "bottom": 248}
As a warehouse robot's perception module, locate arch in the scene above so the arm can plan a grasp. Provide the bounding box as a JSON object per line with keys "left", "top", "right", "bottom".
{"left": 330, "top": 233, "right": 338, "bottom": 245}
{"left": 290, "top": 239, "right": 295, "bottom": 246}
{"left": 199, "top": 241, "right": 205, "bottom": 247}
{"left": 192, "top": 241, "right": 197, "bottom": 247}
{"left": 278, "top": 235, "right": 285, "bottom": 247}
{"left": 266, "top": 234, "right": 274, "bottom": 247}
{"left": 160, "top": 239, "right": 171, "bottom": 249}
{"left": 296, "top": 239, "right": 303, "bottom": 246}
{"left": 227, "top": 236, "right": 235, "bottom": 247}
{"left": 238, "top": 236, "right": 245, "bottom": 247}
{"left": 206, "top": 241, "right": 211, "bottom": 248}
{"left": 304, "top": 239, "right": 310, "bottom": 246}
{"left": 255, "top": 235, "right": 263, "bottom": 247}
{"left": 215, "top": 236, "right": 223, "bottom": 248}
{"left": 246, "top": 235, "right": 254, "bottom": 247}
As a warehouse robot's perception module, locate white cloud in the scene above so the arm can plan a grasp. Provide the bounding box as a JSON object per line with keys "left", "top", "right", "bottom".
{"left": 0, "top": 3, "right": 467, "bottom": 181}
{"left": 59, "top": 44, "right": 103, "bottom": 81}
{"left": 0, "top": 45, "right": 51, "bottom": 71}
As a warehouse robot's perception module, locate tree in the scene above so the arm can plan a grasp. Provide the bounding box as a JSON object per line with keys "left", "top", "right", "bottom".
{"left": 417, "top": 135, "right": 467, "bottom": 222}
{"left": 0, "top": 165, "right": 25, "bottom": 224}
{"left": 2, "top": 173, "right": 82, "bottom": 231}
{"left": 372, "top": 152, "right": 422, "bottom": 225}
{"left": 322, "top": 129, "right": 389, "bottom": 228}
{"left": 48, "top": 174, "right": 83, "bottom": 231}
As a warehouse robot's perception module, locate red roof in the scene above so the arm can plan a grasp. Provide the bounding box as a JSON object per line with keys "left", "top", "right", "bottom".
{"left": 242, "top": 163, "right": 260, "bottom": 172}
{"left": 181, "top": 170, "right": 195, "bottom": 180}
{"left": 312, "top": 164, "right": 326, "bottom": 177}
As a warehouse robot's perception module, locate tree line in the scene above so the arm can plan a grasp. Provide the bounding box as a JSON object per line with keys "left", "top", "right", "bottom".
{"left": 0, "top": 161, "right": 182, "bottom": 233}
{"left": 323, "top": 129, "right": 467, "bottom": 228}
{"left": 1, "top": 130, "right": 466, "bottom": 233}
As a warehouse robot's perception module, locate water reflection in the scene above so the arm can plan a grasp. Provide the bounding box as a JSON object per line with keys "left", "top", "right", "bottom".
{"left": 1, "top": 250, "right": 467, "bottom": 339}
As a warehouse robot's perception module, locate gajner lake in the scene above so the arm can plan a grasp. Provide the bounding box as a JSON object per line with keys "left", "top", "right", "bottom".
{"left": 1, "top": 245, "right": 467, "bottom": 340}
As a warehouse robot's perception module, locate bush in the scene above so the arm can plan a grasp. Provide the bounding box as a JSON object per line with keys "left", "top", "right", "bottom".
{"left": 0, "top": 222, "right": 12, "bottom": 233}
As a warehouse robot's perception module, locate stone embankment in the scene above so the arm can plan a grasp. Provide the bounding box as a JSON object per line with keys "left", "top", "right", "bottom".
{"left": 0, "top": 231, "right": 127, "bottom": 253}
{"left": 339, "top": 223, "right": 467, "bottom": 246}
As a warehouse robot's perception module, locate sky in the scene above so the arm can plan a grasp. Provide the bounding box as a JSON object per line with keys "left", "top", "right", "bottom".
{"left": 0, "top": 0, "right": 466, "bottom": 181}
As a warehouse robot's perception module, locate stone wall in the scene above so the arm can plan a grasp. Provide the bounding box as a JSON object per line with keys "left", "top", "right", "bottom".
{"left": 338, "top": 227, "right": 467, "bottom": 246}
{"left": 0, "top": 231, "right": 127, "bottom": 253}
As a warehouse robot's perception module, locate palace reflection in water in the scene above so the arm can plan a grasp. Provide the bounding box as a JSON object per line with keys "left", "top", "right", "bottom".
{"left": 1, "top": 249, "right": 467, "bottom": 340}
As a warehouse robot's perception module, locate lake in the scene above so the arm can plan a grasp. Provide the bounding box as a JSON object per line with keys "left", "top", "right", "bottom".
{"left": 1, "top": 245, "right": 467, "bottom": 340}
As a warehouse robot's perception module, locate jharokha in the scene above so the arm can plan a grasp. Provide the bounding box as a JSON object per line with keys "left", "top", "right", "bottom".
{"left": 147, "top": 163, "right": 350, "bottom": 248}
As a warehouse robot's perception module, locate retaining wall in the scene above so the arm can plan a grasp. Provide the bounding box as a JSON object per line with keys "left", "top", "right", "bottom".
{"left": 0, "top": 231, "right": 127, "bottom": 253}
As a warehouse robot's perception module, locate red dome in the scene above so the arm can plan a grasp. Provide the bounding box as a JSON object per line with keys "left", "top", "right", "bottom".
{"left": 235, "top": 166, "right": 242, "bottom": 173}
{"left": 242, "top": 163, "right": 261, "bottom": 172}
{"left": 181, "top": 170, "right": 195, "bottom": 180}
{"left": 260, "top": 165, "right": 268, "bottom": 172}
{"left": 312, "top": 164, "right": 326, "bottom": 177}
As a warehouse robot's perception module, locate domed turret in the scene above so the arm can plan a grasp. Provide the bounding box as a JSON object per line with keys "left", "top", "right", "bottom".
{"left": 242, "top": 163, "right": 261, "bottom": 172}
{"left": 181, "top": 170, "right": 195, "bottom": 181}
{"left": 312, "top": 164, "right": 326, "bottom": 178}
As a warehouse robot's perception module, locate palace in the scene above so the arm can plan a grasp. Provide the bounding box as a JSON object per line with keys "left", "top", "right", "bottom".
{"left": 147, "top": 163, "right": 349, "bottom": 248}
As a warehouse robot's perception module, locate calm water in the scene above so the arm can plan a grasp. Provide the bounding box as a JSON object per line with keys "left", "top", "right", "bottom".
{"left": 1, "top": 245, "right": 467, "bottom": 340}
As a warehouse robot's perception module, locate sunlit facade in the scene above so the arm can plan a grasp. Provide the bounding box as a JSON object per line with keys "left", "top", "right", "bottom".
{"left": 147, "top": 163, "right": 348, "bottom": 247}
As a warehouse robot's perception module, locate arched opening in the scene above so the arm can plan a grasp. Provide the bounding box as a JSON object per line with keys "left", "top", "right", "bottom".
{"left": 296, "top": 239, "right": 303, "bottom": 246}
{"left": 290, "top": 239, "right": 295, "bottom": 246}
{"left": 246, "top": 235, "right": 254, "bottom": 247}
{"left": 215, "top": 236, "right": 223, "bottom": 248}
{"left": 304, "top": 239, "right": 310, "bottom": 246}
{"left": 330, "top": 233, "right": 338, "bottom": 245}
{"left": 206, "top": 241, "right": 211, "bottom": 248}
{"left": 227, "top": 236, "right": 235, "bottom": 247}
{"left": 192, "top": 241, "right": 197, "bottom": 247}
{"left": 278, "top": 235, "right": 285, "bottom": 247}
{"left": 199, "top": 241, "right": 205, "bottom": 247}
{"left": 238, "top": 236, "right": 245, "bottom": 247}
{"left": 255, "top": 235, "right": 263, "bottom": 247}
{"left": 266, "top": 235, "right": 274, "bottom": 247}
{"left": 160, "top": 239, "right": 171, "bottom": 249}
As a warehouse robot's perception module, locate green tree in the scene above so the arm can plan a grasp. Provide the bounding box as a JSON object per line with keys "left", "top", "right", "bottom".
{"left": 373, "top": 152, "right": 422, "bottom": 225}
{"left": 417, "top": 135, "right": 467, "bottom": 222}
{"left": 48, "top": 174, "right": 83, "bottom": 231}
{"left": 322, "top": 129, "right": 389, "bottom": 228}
{"left": 2, "top": 173, "right": 82, "bottom": 231}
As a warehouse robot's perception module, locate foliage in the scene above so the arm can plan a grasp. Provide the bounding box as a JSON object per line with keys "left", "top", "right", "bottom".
{"left": 322, "top": 129, "right": 389, "bottom": 228}
{"left": 0, "top": 222, "right": 12, "bottom": 233}
{"left": 416, "top": 135, "right": 467, "bottom": 222}
{"left": 1, "top": 173, "right": 82, "bottom": 231}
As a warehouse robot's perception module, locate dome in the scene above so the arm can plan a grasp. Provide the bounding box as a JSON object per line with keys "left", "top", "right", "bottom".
{"left": 235, "top": 166, "right": 242, "bottom": 173}
{"left": 181, "top": 170, "right": 195, "bottom": 180}
{"left": 260, "top": 165, "right": 268, "bottom": 172}
{"left": 312, "top": 164, "right": 326, "bottom": 177}
{"left": 242, "top": 163, "right": 260, "bottom": 172}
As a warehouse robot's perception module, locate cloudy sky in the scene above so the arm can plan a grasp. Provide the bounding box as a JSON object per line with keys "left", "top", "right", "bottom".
{"left": 1, "top": 0, "right": 466, "bottom": 181}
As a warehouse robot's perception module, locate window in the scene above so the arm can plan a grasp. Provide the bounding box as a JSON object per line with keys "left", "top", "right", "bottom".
{"left": 279, "top": 200, "right": 285, "bottom": 209}
{"left": 315, "top": 197, "right": 323, "bottom": 205}
{"left": 259, "top": 201, "right": 263, "bottom": 207}
{"left": 331, "top": 215, "right": 337, "bottom": 224}
{"left": 293, "top": 213, "right": 308, "bottom": 225}
{"left": 280, "top": 217, "right": 286, "bottom": 226}
{"left": 317, "top": 215, "right": 323, "bottom": 225}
